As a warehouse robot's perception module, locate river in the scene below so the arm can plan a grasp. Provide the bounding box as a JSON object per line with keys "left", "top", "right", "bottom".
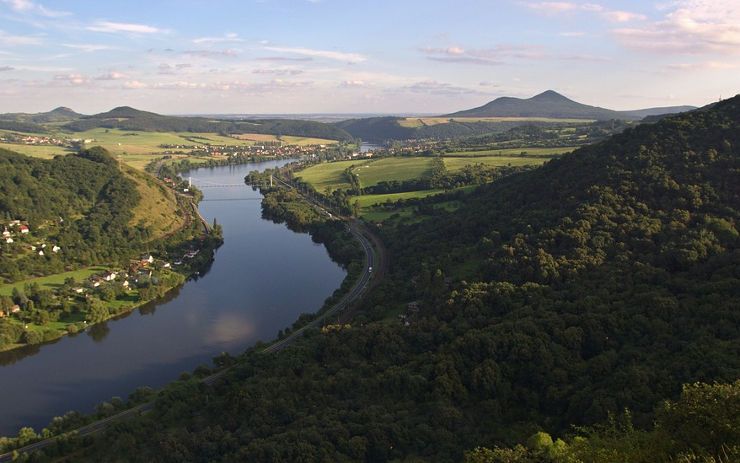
{"left": 0, "top": 159, "right": 346, "bottom": 436}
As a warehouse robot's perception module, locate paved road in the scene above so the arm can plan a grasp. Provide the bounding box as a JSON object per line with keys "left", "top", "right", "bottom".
{"left": 0, "top": 180, "right": 378, "bottom": 462}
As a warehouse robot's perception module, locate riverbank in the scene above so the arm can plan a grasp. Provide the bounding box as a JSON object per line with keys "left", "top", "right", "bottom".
{"left": 0, "top": 201, "right": 223, "bottom": 355}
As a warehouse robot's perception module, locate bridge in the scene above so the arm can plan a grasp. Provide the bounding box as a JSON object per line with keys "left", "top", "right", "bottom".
{"left": 188, "top": 177, "right": 246, "bottom": 188}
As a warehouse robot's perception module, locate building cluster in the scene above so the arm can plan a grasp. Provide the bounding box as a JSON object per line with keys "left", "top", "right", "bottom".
{"left": 1, "top": 220, "right": 63, "bottom": 256}
{"left": 160, "top": 142, "right": 336, "bottom": 159}
{"left": 73, "top": 255, "right": 171, "bottom": 294}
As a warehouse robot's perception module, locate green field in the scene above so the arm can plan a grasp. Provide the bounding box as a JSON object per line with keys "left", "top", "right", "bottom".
{"left": 0, "top": 142, "right": 74, "bottom": 158}
{"left": 443, "top": 155, "right": 550, "bottom": 171}
{"left": 296, "top": 160, "right": 369, "bottom": 192}
{"left": 442, "top": 147, "right": 575, "bottom": 157}
{"left": 298, "top": 157, "right": 436, "bottom": 192}
{"left": 0, "top": 266, "right": 108, "bottom": 296}
{"left": 280, "top": 135, "right": 338, "bottom": 146}
{"left": 351, "top": 189, "right": 447, "bottom": 209}
{"left": 353, "top": 157, "right": 435, "bottom": 188}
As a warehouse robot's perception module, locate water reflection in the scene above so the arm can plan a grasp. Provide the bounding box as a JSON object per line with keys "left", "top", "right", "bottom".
{"left": 205, "top": 314, "right": 256, "bottom": 344}
{"left": 87, "top": 322, "right": 110, "bottom": 343}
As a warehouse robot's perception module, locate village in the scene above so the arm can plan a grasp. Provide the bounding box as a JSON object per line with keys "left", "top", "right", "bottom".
{"left": 2, "top": 220, "right": 63, "bottom": 257}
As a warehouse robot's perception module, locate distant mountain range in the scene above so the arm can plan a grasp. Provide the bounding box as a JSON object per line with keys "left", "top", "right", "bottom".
{"left": 447, "top": 90, "right": 695, "bottom": 120}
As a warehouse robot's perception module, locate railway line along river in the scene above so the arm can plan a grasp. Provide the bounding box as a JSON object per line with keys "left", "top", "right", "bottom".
{"left": 0, "top": 159, "right": 346, "bottom": 437}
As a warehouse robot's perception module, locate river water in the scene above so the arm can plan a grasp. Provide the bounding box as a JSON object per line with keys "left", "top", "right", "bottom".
{"left": 0, "top": 159, "right": 346, "bottom": 436}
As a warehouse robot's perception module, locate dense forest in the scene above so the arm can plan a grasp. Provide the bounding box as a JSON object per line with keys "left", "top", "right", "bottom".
{"left": 10, "top": 95, "right": 740, "bottom": 462}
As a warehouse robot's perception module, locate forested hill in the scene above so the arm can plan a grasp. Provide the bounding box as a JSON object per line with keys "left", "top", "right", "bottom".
{"left": 0, "top": 147, "right": 152, "bottom": 279}
{"left": 49, "top": 97, "right": 739, "bottom": 462}
{"left": 447, "top": 89, "right": 695, "bottom": 120}
{"left": 448, "top": 89, "right": 624, "bottom": 119}
{"left": 62, "top": 106, "right": 353, "bottom": 141}
{"left": 0, "top": 106, "right": 82, "bottom": 123}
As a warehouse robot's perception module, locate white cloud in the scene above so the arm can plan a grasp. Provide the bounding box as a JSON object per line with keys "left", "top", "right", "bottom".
{"left": 602, "top": 10, "right": 647, "bottom": 22}
{"left": 3, "top": 0, "right": 69, "bottom": 18}
{"left": 185, "top": 49, "right": 238, "bottom": 58}
{"left": 524, "top": 2, "right": 645, "bottom": 23}
{"left": 262, "top": 46, "right": 366, "bottom": 63}
{"left": 340, "top": 80, "right": 371, "bottom": 88}
{"left": 54, "top": 73, "right": 88, "bottom": 85}
{"left": 95, "top": 72, "right": 129, "bottom": 80}
{"left": 665, "top": 61, "right": 738, "bottom": 71}
{"left": 404, "top": 80, "right": 483, "bottom": 96}
{"left": 193, "top": 33, "right": 243, "bottom": 44}
{"left": 0, "top": 66, "right": 14, "bottom": 71}
{"left": 419, "top": 44, "right": 545, "bottom": 65}
{"left": 87, "top": 21, "right": 167, "bottom": 34}
{"left": 253, "top": 68, "right": 304, "bottom": 76}
{"left": 612, "top": 0, "right": 740, "bottom": 54}
{"left": 122, "top": 80, "right": 148, "bottom": 89}
{"left": 63, "top": 43, "right": 115, "bottom": 52}
{"left": 523, "top": 2, "right": 579, "bottom": 14}
{"left": 0, "top": 29, "right": 43, "bottom": 45}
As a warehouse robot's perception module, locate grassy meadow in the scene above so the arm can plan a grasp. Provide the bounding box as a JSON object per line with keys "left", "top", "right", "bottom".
{"left": 0, "top": 142, "right": 74, "bottom": 158}
{"left": 443, "top": 155, "right": 550, "bottom": 171}
{"left": 0, "top": 266, "right": 108, "bottom": 296}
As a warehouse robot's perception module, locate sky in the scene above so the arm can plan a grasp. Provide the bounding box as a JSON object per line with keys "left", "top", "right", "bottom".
{"left": 0, "top": 0, "right": 738, "bottom": 115}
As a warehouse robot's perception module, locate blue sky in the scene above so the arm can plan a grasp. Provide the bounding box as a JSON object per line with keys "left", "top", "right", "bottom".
{"left": 0, "top": 0, "right": 738, "bottom": 114}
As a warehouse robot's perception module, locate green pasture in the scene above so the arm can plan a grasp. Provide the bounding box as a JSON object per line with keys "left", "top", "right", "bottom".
{"left": 354, "top": 157, "right": 434, "bottom": 188}
{"left": 0, "top": 266, "right": 108, "bottom": 296}
{"left": 443, "top": 155, "right": 550, "bottom": 171}
{"left": 281, "top": 135, "right": 338, "bottom": 146}
{"left": 352, "top": 189, "right": 447, "bottom": 209}
{"left": 0, "top": 142, "right": 74, "bottom": 159}
{"left": 297, "top": 160, "right": 368, "bottom": 192}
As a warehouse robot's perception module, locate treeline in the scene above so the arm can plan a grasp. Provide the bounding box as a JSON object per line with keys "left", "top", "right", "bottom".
{"left": 335, "top": 116, "right": 631, "bottom": 144}
{"left": 0, "top": 120, "right": 48, "bottom": 133}
{"left": 62, "top": 107, "right": 352, "bottom": 140}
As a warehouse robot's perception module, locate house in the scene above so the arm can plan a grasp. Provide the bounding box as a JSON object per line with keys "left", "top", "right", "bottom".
{"left": 20, "top": 225, "right": 29, "bottom": 234}
{"left": 102, "top": 272, "right": 117, "bottom": 281}
{"left": 2, "top": 229, "right": 9, "bottom": 237}
{"left": 5, "top": 237, "right": 12, "bottom": 244}
{"left": 11, "top": 305, "right": 20, "bottom": 313}
{"left": 52, "top": 245, "right": 61, "bottom": 253}
{"left": 38, "top": 250, "right": 44, "bottom": 256}
{"left": 72, "top": 287, "right": 85, "bottom": 294}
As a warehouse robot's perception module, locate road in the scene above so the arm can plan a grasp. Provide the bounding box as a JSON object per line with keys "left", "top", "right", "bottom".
{"left": 0, "top": 177, "right": 379, "bottom": 462}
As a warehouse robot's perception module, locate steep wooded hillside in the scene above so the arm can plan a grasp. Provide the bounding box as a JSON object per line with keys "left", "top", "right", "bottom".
{"left": 0, "top": 147, "right": 173, "bottom": 280}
